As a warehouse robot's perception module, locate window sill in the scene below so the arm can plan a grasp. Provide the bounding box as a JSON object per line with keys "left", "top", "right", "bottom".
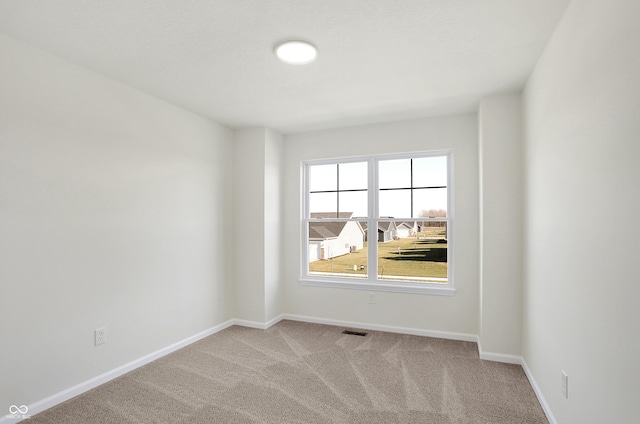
{"left": 299, "top": 277, "right": 455, "bottom": 296}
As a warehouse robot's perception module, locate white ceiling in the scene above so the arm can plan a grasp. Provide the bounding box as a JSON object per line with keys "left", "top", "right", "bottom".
{"left": 0, "top": 0, "right": 570, "bottom": 134}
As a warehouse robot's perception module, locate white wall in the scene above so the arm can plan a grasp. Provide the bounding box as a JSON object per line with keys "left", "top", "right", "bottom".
{"left": 321, "top": 237, "right": 348, "bottom": 260}
{"left": 233, "top": 127, "right": 284, "bottom": 323}
{"left": 264, "top": 128, "right": 284, "bottom": 322}
{"left": 343, "top": 222, "right": 365, "bottom": 251}
{"left": 233, "top": 128, "right": 267, "bottom": 322}
{"left": 309, "top": 241, "right": 321, "bottom": 262}
{"left": 478, "top": 93, "right": 523, "bottom": 357}
{"left": 283, "top": 115, "right": 479, "bottom": 335}
{"left": 0, "top": 34, "right": 234, "bottom": 411}
{"left": 522, "top": 1, "right": 640, "bottom": 422}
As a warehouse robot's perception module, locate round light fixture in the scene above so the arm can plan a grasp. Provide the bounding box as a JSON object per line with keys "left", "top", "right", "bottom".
{"left": 274, "top": 40, "right": 318, "bottom": 65}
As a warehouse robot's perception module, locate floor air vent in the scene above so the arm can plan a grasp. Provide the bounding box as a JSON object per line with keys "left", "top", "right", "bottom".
{"left": 342, "top": 330, "right": 368, "bottom": 337}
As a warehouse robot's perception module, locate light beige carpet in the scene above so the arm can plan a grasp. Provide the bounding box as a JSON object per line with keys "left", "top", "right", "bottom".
{"left": 30, "top": 320, "right": 547, "bottom": 423}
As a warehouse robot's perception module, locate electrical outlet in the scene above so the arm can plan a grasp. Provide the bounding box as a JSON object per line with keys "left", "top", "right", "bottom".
{"left": 561, "top": 371, "right": 568, "bottom": 399}
{"left": 368, "top": 293, "right": 376, "bottom": 304}
{"left": 94, "top": 327, "right": 106, "bottom": 346}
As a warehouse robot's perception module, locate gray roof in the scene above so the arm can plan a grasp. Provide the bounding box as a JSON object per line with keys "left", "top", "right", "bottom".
{"left": 309, "top": 222, "right": 347, "bottom": 240}
{"left": 361, "top": 221, "right": 397, "bottom": 233}
{"left": 377, "top": 221, "right": 396, "bottom": 231}
{"left": 397, "top": 221, "right": 416, "bottom": 229}
{"left": 309, "top": 212, "right": 364, "bottom": 240}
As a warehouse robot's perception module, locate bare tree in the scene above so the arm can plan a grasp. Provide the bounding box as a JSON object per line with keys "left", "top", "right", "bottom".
{"left": 419, "top": 209, "right": 446, "bottom": 226}
{"left": 419, "top": 209, "right": 447, "bottom": 218}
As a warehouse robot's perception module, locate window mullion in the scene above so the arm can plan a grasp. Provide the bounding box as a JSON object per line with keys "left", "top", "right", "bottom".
{"left": 410, "top": 158, "right": 414, "bottom": 218}
{"left": 336, "top": 163, "right": 340, "bottom": 218}
{"left": 368, "top": 157, "right": 377, "bottom": 282}
{"left": 302, "top": 163, "right": 310, "bottom": 277}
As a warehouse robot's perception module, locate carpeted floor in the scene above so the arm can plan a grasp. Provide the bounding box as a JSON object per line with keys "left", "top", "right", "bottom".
{"left": 29, "top": 320, "right": 548, "bottom": 423}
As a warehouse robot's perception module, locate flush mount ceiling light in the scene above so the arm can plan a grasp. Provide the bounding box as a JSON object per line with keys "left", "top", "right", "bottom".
{"left": 274, "top": 40, "right": 318, "bottom": 65}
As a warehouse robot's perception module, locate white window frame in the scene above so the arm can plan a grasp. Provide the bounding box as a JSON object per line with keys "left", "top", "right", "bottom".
{"left": 300, "top": 150, "right": 454, "bottom": 296}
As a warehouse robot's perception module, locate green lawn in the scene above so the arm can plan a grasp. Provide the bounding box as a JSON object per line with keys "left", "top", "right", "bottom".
{"left": 309, "top": 231, "right": 448, "bottom": 281}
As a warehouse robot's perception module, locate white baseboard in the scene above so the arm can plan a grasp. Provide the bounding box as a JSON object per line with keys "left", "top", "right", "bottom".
{"left": 521, "top": 358, "right": 557, "bottom": 424}
{"left": 230, "top": 314, "right": 285, "bottom": 330}
{"left": 230, "top": 318, "right": 270, "bottom": 329}
{"left": 280, "top": 313, "right": 478, "bottom": 342}
{"left": 1, "top": 320, "right": 236, "bottom": 424}
{"left": 478, "top": 351, "right": 522, "bottom": 364}
{"left": 477, "top": 343, "right": 523, "bottom": 365}
{"left": 264, "top": 314, "right": 286, "bottom": 328}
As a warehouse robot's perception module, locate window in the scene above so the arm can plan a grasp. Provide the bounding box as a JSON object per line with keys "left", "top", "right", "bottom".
{"left": 302, "top": 152, "right": 453, "bottom": 295}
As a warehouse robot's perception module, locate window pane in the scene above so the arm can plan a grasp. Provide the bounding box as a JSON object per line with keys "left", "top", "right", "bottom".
{"left": 305, "top": 154, "right": 452, "bottom": 290}
{"left": 413, "top": 156, "right": 447, "bottom": 187}
{"left": 413, "top": 188, "right": 447, "bottom": 218}
{"left": 309, "top": 164, "right": 337, "bottom": 192}
{"left": 338, "top": 162, "right": 367, "bottom": 190}
{"left": 308, "top": 220, "right": 367, "bottom": 278}
{"left": 310, "top": 192, "right": 336, "bottom": 215}
{"left": 379, "top": 159, "right": 410, "bottom": 189}
{"left": 377, "top": 222, "right": 447, "bottom": 283}
{"left": 379, "top": 189, "right": 410, "bottom": 218}
{"left": 339, "top": 191, "right": 368, "bottom": 217}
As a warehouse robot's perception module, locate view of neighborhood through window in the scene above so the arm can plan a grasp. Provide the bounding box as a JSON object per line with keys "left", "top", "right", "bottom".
{"left": 305, "top": 154, "right": 449, "bottom": 285}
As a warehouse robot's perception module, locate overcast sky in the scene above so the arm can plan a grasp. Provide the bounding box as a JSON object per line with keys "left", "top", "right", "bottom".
{"left": 309, "top": 157, "right": 447, "bottom": 218}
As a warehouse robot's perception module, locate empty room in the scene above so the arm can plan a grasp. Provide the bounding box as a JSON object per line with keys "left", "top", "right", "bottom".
{"left": 1, "top": 1, "right": 638, "bottom": 423}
